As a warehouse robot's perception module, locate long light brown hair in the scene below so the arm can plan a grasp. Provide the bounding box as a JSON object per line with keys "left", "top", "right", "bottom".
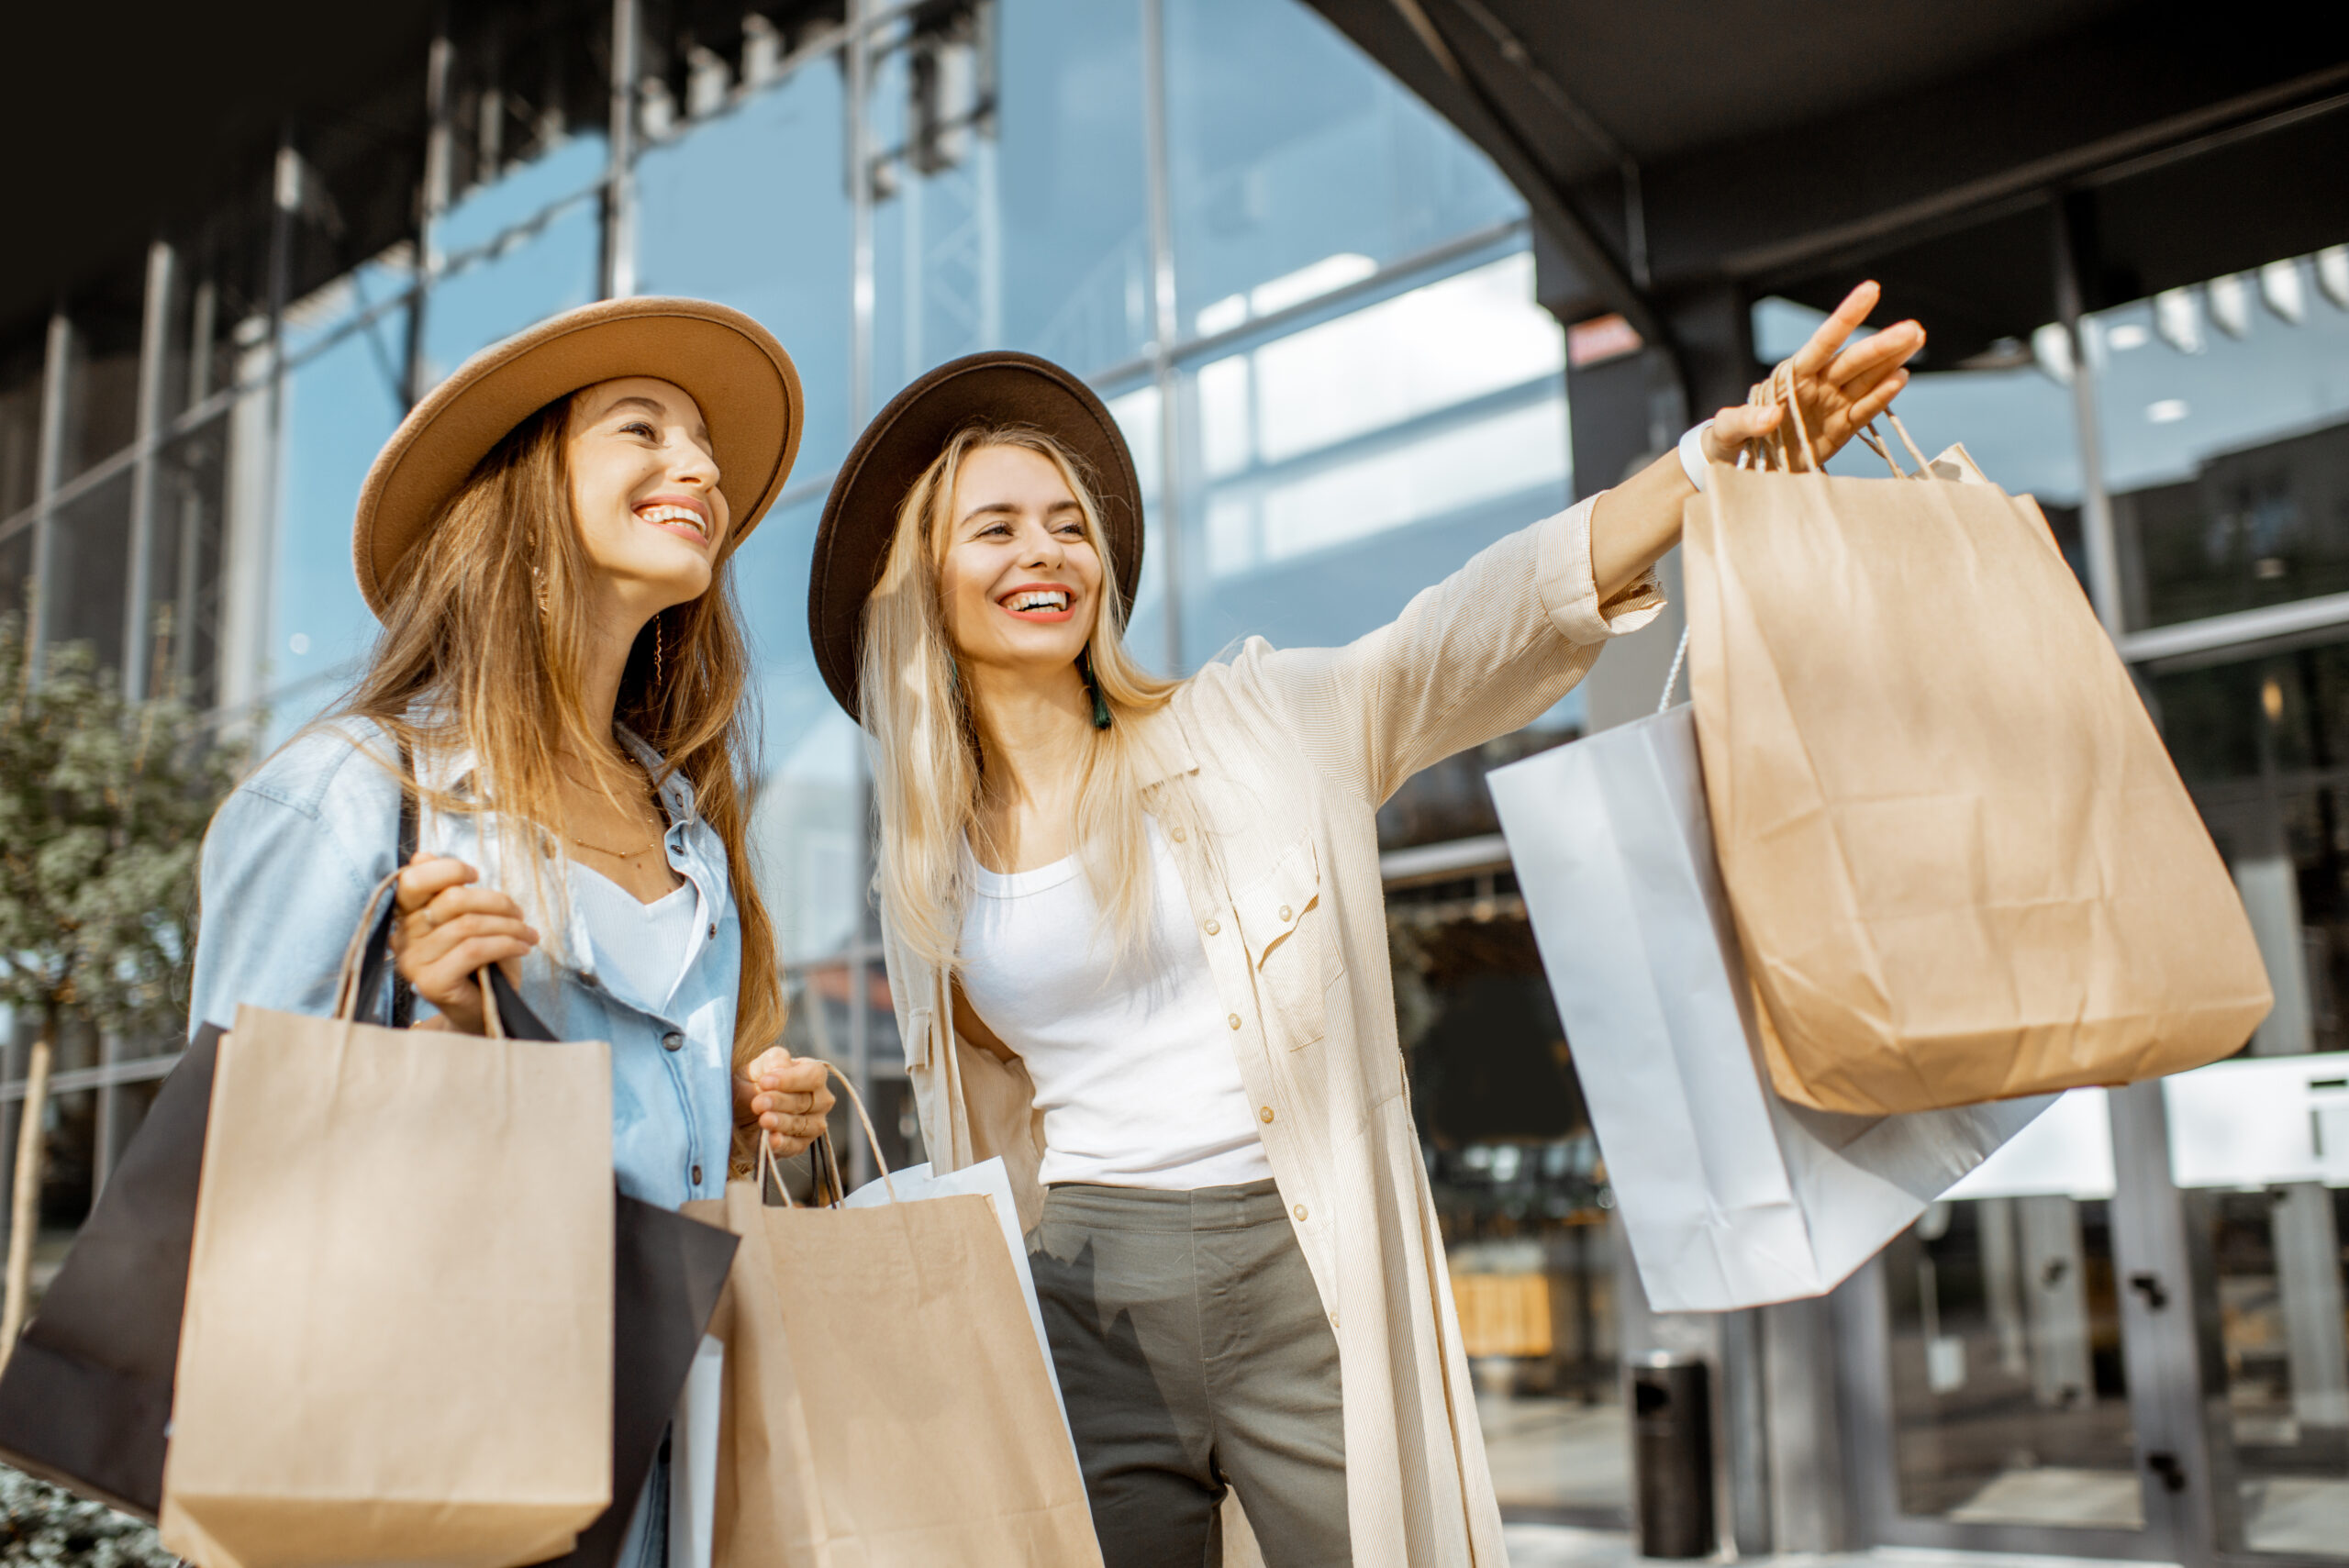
{"left": 335, "top": 393, "right": 785, "bottom": 1067}
{"left": 861, "top": 422, "right": 1201, "bottom": 975}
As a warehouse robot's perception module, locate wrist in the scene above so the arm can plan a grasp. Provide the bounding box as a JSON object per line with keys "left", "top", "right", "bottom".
{"left": 1678, "top": 419, "right": 1718, "bottom": 491}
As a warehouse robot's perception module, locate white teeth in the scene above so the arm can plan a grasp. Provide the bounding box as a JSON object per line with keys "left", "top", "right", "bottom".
{"left": 639, "top": 505, "right": 706, "bottom": 536}
{"left": 1007, "top": 590, "right": 1069, "bottom": 613}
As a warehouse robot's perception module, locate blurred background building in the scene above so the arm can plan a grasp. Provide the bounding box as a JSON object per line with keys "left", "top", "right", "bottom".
{"left": 0, "top": 2, "right": 2343, "bottom": 1562}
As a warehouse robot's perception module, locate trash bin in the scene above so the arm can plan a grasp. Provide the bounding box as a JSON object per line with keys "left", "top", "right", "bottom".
{"left": 1631, "top": 1351, "right": 1715, "bottom": 1559}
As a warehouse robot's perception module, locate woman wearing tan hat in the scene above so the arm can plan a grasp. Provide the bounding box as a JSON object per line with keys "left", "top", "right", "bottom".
{"left": 189, "top": 297, "right": 834, "bottom": 1273}
{"left": 811, "top": 284, "right": 1920, "bottom": 1564}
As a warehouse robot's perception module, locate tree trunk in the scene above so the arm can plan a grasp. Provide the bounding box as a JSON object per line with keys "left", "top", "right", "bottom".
{"left": 0, "top": 1010, "right": 56, "bottom": 1368}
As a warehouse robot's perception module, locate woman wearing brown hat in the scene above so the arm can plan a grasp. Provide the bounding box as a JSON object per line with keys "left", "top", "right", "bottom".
{"left": 811, "top": 284, "right": 1920, "bottom": 1564}
{"left": 188, "top": 298, "right": 839, "bottom": 1559}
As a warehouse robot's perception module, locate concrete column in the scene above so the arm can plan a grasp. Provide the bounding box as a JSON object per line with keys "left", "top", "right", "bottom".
{"left": 2017, "top": 1195, "right": 2094, "bottom": 1408}
{"left": 2271, "top": 1183, "right": 2349, "bottom": 1429}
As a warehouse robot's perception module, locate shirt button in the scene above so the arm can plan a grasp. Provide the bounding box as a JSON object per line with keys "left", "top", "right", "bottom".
{"left": 707, "top": 922, "right": 717, "bottom": 939}
{"left": 1203, "top": 918, "right": 1220, "bottom": 936}
{"left": 1259, "top": 1106, "right": 1275, "bottom": 1124}
{"left": 1293, "top": 1204, "right": 1308, "bottom": 1222}
{"left": 662, "top": 1030, "right": 685, "bottom": 1051}
{"left": 691, "top": 1164, "right": 703, "bottom": 1185}
{"left": 1227, "top": 1013, "right": 1241, "bottom": 1030}
{"left": 1171, "top": 827, "right": 1186, "bottom": 841}
{"left": 1278, "top": 905, "right": 1293, "bottom": 922}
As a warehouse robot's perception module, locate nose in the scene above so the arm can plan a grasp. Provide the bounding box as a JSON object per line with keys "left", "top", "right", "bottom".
{"left": 670, "top": 435, "right": 720, "bottom": 492}
{"left": 1020, "top": 519, "right": 1067, "bottom": 566}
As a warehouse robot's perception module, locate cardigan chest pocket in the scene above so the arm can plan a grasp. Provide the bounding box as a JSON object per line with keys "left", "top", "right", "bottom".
{"left": 1234, "top": 835, "right": 1336, "bottom": 1051}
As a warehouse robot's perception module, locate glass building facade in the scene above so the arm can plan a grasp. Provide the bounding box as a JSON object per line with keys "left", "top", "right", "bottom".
{"left": 4, "top": 0, "right": 2344, "bottom": 1547}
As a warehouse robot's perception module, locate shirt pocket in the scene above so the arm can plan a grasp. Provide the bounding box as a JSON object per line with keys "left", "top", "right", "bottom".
{"left": 1233, "top": 834, "right": 1339, "bottom": 1051}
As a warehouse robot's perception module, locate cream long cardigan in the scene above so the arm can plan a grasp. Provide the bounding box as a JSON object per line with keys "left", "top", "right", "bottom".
{"left": 879, "top": 495, "right": 1663, "bottom": 1565}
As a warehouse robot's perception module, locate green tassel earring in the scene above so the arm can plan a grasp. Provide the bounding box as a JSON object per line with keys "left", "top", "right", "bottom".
{"left": 1078, "top": 649, "right": 1113, "bottom": 730}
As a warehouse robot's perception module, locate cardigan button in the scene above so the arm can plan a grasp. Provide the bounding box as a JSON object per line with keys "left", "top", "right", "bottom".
{"left": 1227, "top": 1013, "right": 1241, "bottom": 1030}
{"left": 1259, "top": 1106, "right": 1275, "bottom": 1124}
{"left": 662, "top": 1030, "right": 685, "bottom": 1051}
{"left": 1278, "top": 905, "right": 1292, "bottom": 922}
{"left": 1204, "top": 918, "right": 1220, "bottom": 936}
{"left": 1292, "top": 1204, "right": 1308, "bottom": 1222}
{"left": 1171, "top": 827, "right": 1186, "bottom": 842}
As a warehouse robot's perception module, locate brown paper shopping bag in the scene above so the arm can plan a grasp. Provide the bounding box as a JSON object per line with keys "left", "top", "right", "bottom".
{"left": 689, "top": 1074, "right": 1102, "bottom": 1568}
{"left": 1684, "top": 383, "right": 2272, "bottom": 1115}
{"left": 160, "top": 876, "right": 615, "bottom": 1568}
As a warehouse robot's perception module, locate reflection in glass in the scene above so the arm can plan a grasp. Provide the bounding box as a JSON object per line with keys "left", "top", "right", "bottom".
{"left": 1885, "top": 1199, "right": 2143, "bottom": 1529}
{"left": 420, "top": 191, "right": 600, "bottom": 390}
{"left": 868, "top": 0, "right": 1152, "bottom": 406}
{"left": 270, "top": 328, "right": 406, "bottom": 737}
{"left": 2096, "top": 251, "right": 2349, "bottom": 629}
{"left": 150, "top": 417, "right": 232, "bottom": 709}
{"left": 49, "top": 471, "right": 134, "bottom": 667}
{"left": 2186, "top": 1183, "right": 2349, "bottom": 1555}
{"left": 637, "top": 54, "right": 855, "bottom": 483}
{"left": 2154, "top": 640, "right": 2349, "bottom": 1058}
{"left": 1164, "top": 0, "right": 1522, "bottom": 340}
{"left": 281, "top": 250, "right": 416, "bottom": 364}
{"left": 1178, "top": 251, "right": 1566, "bottom": 665}
{"left": 0, "top": 525, "right": 33, "bottom": 625}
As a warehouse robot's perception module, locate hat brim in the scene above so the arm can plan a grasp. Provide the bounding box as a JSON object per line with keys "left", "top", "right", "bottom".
{"left": 809, "top": 352, "right": 1144, "bottom": 722}
{"left": 354, "top": 296, "right": 804, "bottom": 617}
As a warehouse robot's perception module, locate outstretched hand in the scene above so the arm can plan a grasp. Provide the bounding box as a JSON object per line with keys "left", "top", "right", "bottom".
{"left": 1704, "top": 280, "right": 1923, "bottom": 466}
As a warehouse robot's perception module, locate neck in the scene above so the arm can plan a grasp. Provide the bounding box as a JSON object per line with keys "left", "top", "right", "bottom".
{"left": 965, "top": 660, "right": 1094, "bottom": 816}
{"left": 568, "top": 597, "right": 651, "bottom": 773}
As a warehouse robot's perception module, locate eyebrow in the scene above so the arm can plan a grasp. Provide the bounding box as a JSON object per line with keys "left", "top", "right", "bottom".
{"left": 960, "top": 497, "right": 1083, "bottom": 525}
{"left": 599, "top": 395, "right": 712, "bottom": 445}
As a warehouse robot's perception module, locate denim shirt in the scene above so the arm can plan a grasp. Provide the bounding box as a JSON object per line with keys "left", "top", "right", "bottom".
{"left": 187, "top": 717, "right": 744, "bottom": 1211}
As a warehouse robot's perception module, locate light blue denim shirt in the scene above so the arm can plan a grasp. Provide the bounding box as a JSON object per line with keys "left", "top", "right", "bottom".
{"left": 188, "top": 717, "right": 744, "bottom": 1210}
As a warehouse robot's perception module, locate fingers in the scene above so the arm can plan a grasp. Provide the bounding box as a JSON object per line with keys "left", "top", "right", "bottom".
{"left": 1823, "top": 318, "right": 1923, "bottom": 387}
{"left": 1844, "top": 367, "right": 1911, "bottom": 430}
{"left": 1703, "top": 403, "right": 1781, "bottom": 461}
{"left": 1790, "top": 280, "right": 1881, "bottom": 376}
{"left": 395, "top": 853, "right": 478, "bottom": 914}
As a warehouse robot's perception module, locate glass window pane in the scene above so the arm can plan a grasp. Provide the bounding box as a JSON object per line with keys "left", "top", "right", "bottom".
{"left": 1164, "top": 0, "right": 1523, "bottom": 342}
{"left": 2099, "top": 251, "right": 2349, "bottom": 630}
{"left": 270, "top": 328, "right": 406, "bottom": 735}
{"left": 1176, "top": 251, "right": 1567, "bottom": 666}
{"left": 735, "top": 495, "right": 862, "bottom": 963}
{"left": 868, "top": 0, "right": 1152, "bottom": 403}
{"left": 150, "top": 416, "right": 232, "bottom": 710}
{"left": 637, "top": 53, "right": 855, "bottom": 482}
{"left": 1883, "top": 1198, "right": 2144, "bottom": 1529}
{"left": 421, "top": 180, "right": 602, "bottom": 386}
{"left": 49, "top": 469, "right": 133, "bottom": 669}
{"left": 0, "top": 523, "right": 34, "bottom": 626}
{"left": 0, "top": 339, "right": 44, "bottom": 520}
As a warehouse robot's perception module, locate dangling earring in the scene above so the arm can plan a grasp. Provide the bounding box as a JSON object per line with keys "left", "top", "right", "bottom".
{"left": 653, "top": 617, "right": 666, "bottom": 685}
{"left": 531, "top": 564, "right": 550, "bottom": 617}
{"left": 1078, "top": 648, "right": 1112, "bottom": 731}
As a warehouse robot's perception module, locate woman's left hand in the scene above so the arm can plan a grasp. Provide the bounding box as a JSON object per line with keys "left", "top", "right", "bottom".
{"left": 734, "top": 1046, "right": 838, "bottom": 1157}
{"left": 1704, "top": 279, "right": 1924, "bottom": 467}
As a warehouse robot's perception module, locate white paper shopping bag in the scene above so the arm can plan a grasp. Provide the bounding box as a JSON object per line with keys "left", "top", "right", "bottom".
{"left": 668, "top": 1336, "right": 723, "bottom": 1568}
{"left": 845, "top": 1158, "right": 1075, "bottom": 1455}
{"left": 1489, "top": 703, "right": 2053, "bottom": 1311}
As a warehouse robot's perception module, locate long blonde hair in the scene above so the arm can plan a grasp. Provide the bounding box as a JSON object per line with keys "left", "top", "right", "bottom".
{"left": 334, "top": 393, "right": 785, "bottom": 1068}
{"left": 861, "top": 423, "right": 1197, "bottom": 974}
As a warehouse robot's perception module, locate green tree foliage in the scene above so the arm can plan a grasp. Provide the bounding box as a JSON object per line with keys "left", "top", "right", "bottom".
{"left": 0, "top": 627, "right": 244, "bottom": 1035}
{"left": 0, "top": 1464, "right": 174, "bottom": 1568}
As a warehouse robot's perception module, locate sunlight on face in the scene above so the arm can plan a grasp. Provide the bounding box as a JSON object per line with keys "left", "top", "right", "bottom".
{"left": 564, "top": 377, "right": 731, "bottom": 617}
{"left": 937, "top": 444, "right": 1105, "bottom": 679}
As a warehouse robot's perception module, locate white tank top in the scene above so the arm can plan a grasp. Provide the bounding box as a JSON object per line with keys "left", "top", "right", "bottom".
{"left": 957, "top": 821, "right": 1273, "bottom": 1190}
{"left": 571, "top": 865, "right": 699, "bottom": 1016}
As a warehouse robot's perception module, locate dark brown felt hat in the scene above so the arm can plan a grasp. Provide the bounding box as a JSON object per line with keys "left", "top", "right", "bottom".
{"left": 352, "top": 295, "right": 803, "bottom": 617}
{"left": 809, "top": 350, "right": 1144, "bottom": 721}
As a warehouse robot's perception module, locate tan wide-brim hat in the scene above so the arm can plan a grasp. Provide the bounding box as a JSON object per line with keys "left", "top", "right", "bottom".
{"left": 808, "top": 350, "right": 1143, "bottom": 721}
{"left": 353, "top": 295, "right": 803, "bottom": 617}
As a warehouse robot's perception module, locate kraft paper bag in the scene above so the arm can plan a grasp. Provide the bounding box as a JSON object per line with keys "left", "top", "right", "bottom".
{"left": 841, "top": 1157, "right": 1077, "bottom": 1458}
{"left": 1490, "top": 704, "right": 2053, "bottom": 1310}
{"left": 689, "top": 1084, "right": 1102, "bottom": 1568}
{"left": 159, "top": 998, "right": 615, "bottom": 1568}
{"left": 1684, "top": 406, "right": 2272, "bottom": 1115}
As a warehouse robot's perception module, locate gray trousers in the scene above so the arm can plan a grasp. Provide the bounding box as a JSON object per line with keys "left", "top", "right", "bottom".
{"left": 1029, "top": 1179, "right": 1352, "bottom": 1567}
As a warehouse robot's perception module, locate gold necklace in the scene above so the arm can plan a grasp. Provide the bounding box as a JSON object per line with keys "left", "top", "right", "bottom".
{"left": 562, "top": 752, "right": 662, "bottom": 860}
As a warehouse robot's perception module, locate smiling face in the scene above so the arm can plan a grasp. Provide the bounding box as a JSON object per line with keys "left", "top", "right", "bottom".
{"left": 936, "top": 442, "right": 1104, "bottom": 681}
{"left": 564, "top": 376, "right": 731, "bottom": 617}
